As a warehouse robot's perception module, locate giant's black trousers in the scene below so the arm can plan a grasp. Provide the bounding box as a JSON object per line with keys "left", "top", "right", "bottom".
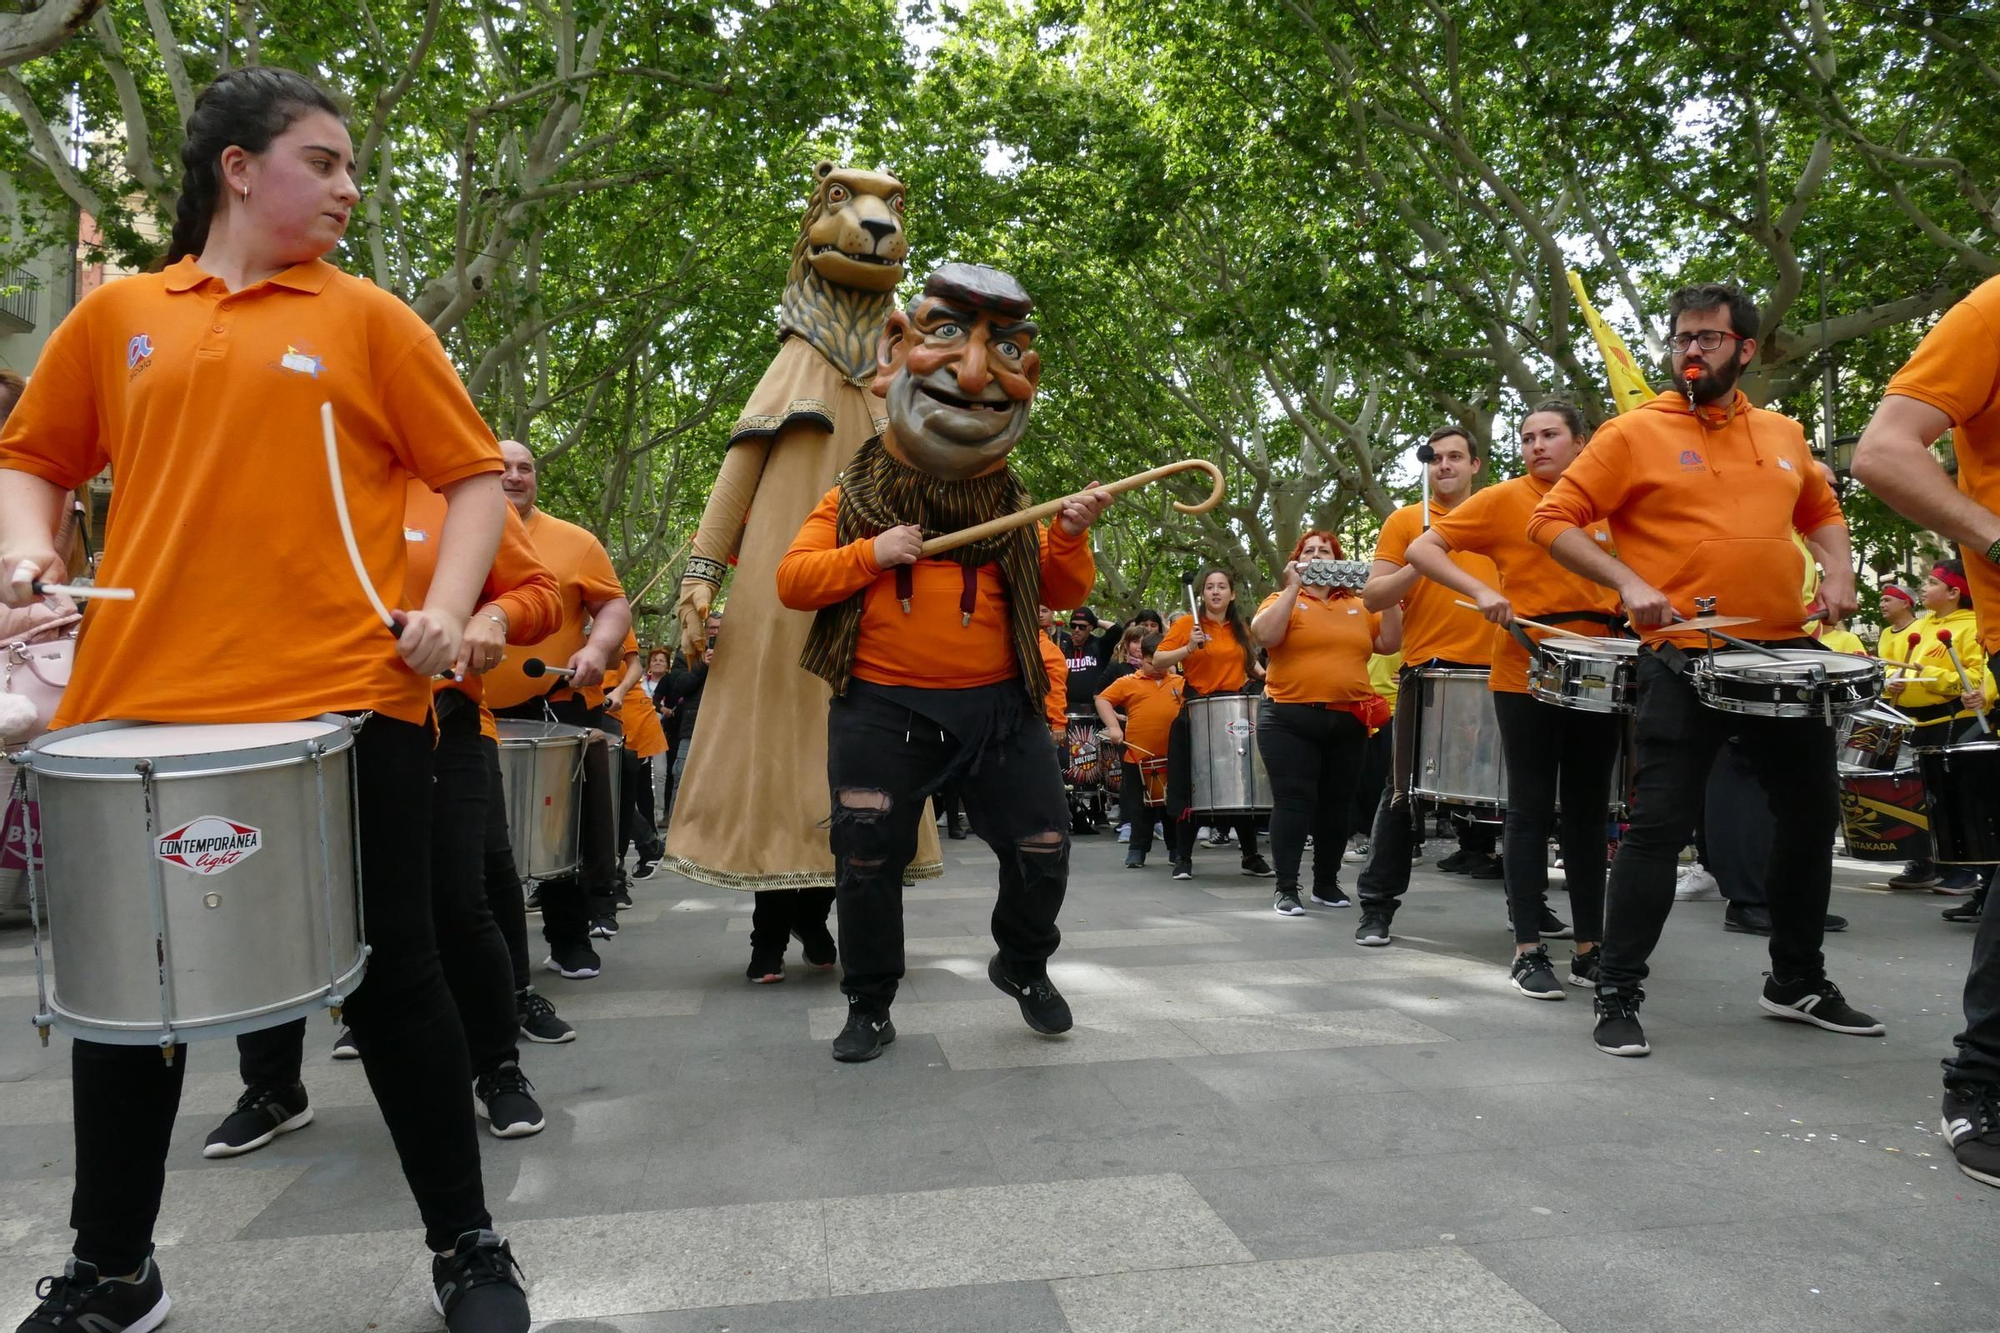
{"left": 826, "top": 684, "right": 1071, "bottom": 1006}
{"left": 1256, "top": 702, "right": 1367, "bottom": 893}
{"left": 73, "top": 715, "right": 490, "bottom": 1272}
{"left": 749, "top": 888, "right": 837, "bottom": 959}
{"left": 1491, "top": 690, "right": 1619, "bottom": 945}
{"left": 1597, "top": 645, "right": 1837, "bottom": 994}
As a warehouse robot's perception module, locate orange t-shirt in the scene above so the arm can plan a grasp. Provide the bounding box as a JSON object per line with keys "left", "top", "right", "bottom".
{"left": 774, "top": 486, "right": 1096, "bottom": 690}
{"left": 1038, "top": 632, "right": 1067, "bottom": 730}
{"left": 1257, "top": 591, "right": 1381, "bottom": 704}
{"left": 1158, "top": 613, "right": 1252, "bottom": 694}
{"left": 1428, "top": 474, "right": 1620, "bottom": 693}
{"left": 403, "top": 479, "right": 561, "bottom": 739}
{"left": 1527, "top": 392, "right": 1845, "bottom": 648}
{"left": 615, "top": 628, "right": 669, "bottom": 758}
{"left": 1097, "top": 670, "right": 1185, "bottom": 762}
{"left": 1884, "top": 276, "right": 2000, "bottom": 653}
{"left": 484, "top": 508, "right": 626, "bottom": 710}
{"left": 0, "top": 257, "right": 502, "bottom": 727}
{"left": 1373, "top": 500, "right": 1498, "bottom": 667}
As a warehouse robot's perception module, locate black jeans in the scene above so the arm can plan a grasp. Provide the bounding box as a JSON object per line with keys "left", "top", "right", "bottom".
{"left": 1118, "top": 757, "right": 1163, "bottom": 857}
{"left": 495, "top": 695, "right": 618, "bottom": 938}
{"left": 618, "top": 749, "right": 664, "bottom": 863}
{"left": 827, "top": 685, "right": 1070, "bottom": 1006}
{"left": 1357, "top": 660, "right": 1488, "bottom": 917}
{"left": 749, "top": 888, "right": 837, "bottom": 959}
{"left": 1256, "top": 702, "right": 1367, "bottom": 892}
{"left": 74, "top": 714, "right": 489, "bottom": 1272}
{"left": 1349, "top": 725, "right": 1391, "bottom": 837}
{"left": 1946, "top": 886, "right": 2000, "bottom": 1090}
{"left": 1598, "top": 646, "right": 1837, "bottom": 994}
{"left": 1491, "top": 690, "right": 1619, "bottom": 945}
{"left": 483, "top": 739, "right": 531, "bottom": 990}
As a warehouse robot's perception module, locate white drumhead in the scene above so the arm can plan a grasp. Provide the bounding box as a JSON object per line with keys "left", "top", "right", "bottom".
{"left": 1543, "top": 637, "right": 1641, "bottom": 656}
{"left": 1712, "top": 649, "right": 1875, "bottom": 679}
{"left": 41, "top": 720, "right": 341, "bottom": 759}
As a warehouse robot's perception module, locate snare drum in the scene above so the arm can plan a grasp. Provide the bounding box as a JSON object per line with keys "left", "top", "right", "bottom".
{"left": 1138, "top": 756, "right": 1169, "bottom": 807}
{"left": 1690, "top": 649, "right": 1882, "bottom": 719}
{"left": 1411, "top": 668, "right": 1506, "bottom": 808}
{"left": 496, "top": 720, "right": 590, "bottom": 880}
{"left": 1917, "top": 742, "right": 2000, "bottom": 865}
{"left": 19, "top": 718, "right": 367, "bottom": 1045}
{"left": 1061, "top": 713, "right": 1103, "bottom": 790}
{"left": 1187, "top": 694, "right": 1271, "bottom": 814}
{"left": 1528, "top": 638, "right": 1642, "bottom": 714}
{"left": 1835, "top": 706, "right": 1914, "bottom": 774}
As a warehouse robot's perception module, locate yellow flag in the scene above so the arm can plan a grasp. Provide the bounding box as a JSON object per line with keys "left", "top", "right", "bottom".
{"left": 1566, "top": 270, "right": 1656, "bottom": 413}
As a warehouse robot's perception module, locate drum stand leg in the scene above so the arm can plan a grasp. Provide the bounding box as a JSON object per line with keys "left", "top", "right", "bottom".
{"left": 16, "top": 768, "right": 53, "bottom": 1048}
{"left": 139, "top": 763, "right": 179, "bottom": 1064}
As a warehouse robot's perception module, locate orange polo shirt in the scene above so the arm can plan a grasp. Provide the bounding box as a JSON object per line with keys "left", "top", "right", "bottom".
{"left": 1374, "top": 499, "right": 1497, "bottom": 667}
{"left": 1428, "top": 474, "right": 1620, "bottom": 693}
{"left": 1039, "top": 632, "right": 1067, "bottom": 730}
{"left": 0, "top": 257, "right": 501, "bottom": 727}
{"left": 1527, "top": 391, "right": 1845, "bottom": 648}
{"left": 1884, "top": 276, "right": 2000, "bottom": 653}
{"left": 616, "top": 628, "right": 670, "bottom": 758}
{"left": 484, "top": 508, "right": 627, "bottom": 710}
{"left": 1258, "top": 591, "right": 1381, "bottom": 704}
{"left": 1097, "top": 669, "right": 1185, "bottom": 762}
{"left": 1159, "top": 613, "right": 1252, "bottom": 694}
{"left": 404, "top": 479, "right": 561, "bottom": 739}
{"left": 775, "top": 486, "right": 1096, "bottom": 690}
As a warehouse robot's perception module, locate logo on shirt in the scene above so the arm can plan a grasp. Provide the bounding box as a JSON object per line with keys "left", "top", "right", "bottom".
{"left": 404, "top": 527, "right": 429, "bottom": 543}
{"left": 277, "top": 344, "right": 325, "bottom": 378}
{"left": 1678, "top": 449, "right": 1707, "bottom": 472}
{"left": 155, "top": 815, "right": 263, "bottom": 876}
{"left": 1778, "top": 458, "right": 1794, "bottom": 471}
{"left": 126, "top": 333, "right": 154, "bottom": 380}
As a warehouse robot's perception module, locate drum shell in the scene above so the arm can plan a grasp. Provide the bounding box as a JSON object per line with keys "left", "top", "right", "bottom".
{"left": 1413, "top": 669, "right": 1506, "bottom": 807}
{"left": 496, "top": 721, "right": 588, "bottom": 880}
{"left": 1918, "top": 743, "right": 2000, "bottom": 865}
{"left": 1835, "top": 708, "right": 1913, "bottom": 775}
{"left": 1838, "top": 768, "right": 1929, "bottom": 862}
{"left": 1692, "top": 650, "right": 1882, "bottom": 719}
{"left": 603, "top": 730, "right": 623, "bottom": 841}
{"left": 26, "top": 719, "right": 363, "bottom": 1042}
{"left": 1062, "top": 713, "right": 1103, "bottom": 791}
{"left": 1527, "top": 641, "right": 1639, "bottom": 715}
{"left": 1188, "top": 695, "right": 1270, "bottom": 814}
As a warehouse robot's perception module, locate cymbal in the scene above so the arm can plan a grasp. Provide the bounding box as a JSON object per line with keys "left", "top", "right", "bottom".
{"left": 1670, "top": 614, "right": 1759, "bottom": 631}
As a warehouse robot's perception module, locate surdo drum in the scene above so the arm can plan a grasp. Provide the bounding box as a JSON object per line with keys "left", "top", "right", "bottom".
{"left": 1187, "top": 694, "right": 1272, "bottom": 814}
{"left": 1411, "top": 668, "right": 1506, "bottom": 807}
{"left": 495, "top": 719, "right": 590, "bottom": 881}
{"left": 1917, "top": 742, "right": 2000, "bottom": 866}
{"left": 17, "top": 718, "right": 367, "bottom": 1049}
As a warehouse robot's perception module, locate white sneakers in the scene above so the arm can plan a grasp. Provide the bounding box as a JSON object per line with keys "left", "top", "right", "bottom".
{"left": 1674, "top": 862, "right": 1721, "bottom": 901}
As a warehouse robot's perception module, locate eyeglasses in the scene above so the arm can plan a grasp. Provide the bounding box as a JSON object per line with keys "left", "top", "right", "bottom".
{"left": 1668, "top": 330, "right": 1747, "bottom": 353}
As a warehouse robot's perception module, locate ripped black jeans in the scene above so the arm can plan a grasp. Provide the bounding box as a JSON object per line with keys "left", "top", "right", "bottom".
{"left": 827, "top": 682, "right": 1072, "bottom": 1007}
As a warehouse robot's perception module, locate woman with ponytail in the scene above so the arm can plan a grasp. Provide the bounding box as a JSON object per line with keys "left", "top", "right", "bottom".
{"left": 0, "top": 68, "right": 531, "bottom": 1331}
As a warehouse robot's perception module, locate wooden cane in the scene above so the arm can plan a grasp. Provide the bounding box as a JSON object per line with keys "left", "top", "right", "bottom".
{"left": 918, "top": 459, "right": 1225, "bottom": 558}
{"left": 1450, "top": 600, "right": 1597, "bottom": 641}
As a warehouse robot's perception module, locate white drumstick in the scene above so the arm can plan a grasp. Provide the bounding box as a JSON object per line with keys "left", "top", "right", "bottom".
{"left": 30, "top": 580, "right": 134, "bottom": 601}
{"left": 321, "top": 401, "right": 399, "bottom": 634}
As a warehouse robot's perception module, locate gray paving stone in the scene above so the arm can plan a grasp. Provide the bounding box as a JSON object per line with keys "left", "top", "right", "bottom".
{"left": 531, "top": 1280, "right": 1073, "bottom": 1332}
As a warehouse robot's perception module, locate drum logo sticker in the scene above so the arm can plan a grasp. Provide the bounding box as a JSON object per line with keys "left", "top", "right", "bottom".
{"left": 156, "top": 816, "right": 263, "bottom": 876}
{"left": 1225, "top": 719, "right": 1255, "bottom": 738}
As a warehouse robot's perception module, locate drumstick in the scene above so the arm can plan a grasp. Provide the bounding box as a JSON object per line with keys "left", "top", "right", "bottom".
{"left": 1934, "top": 628, "right": 1993, "bottom": 736}
{"left": 1450, "top": 600, "right": 1595, "bottom": 640}
{"left": 918, "top": 459, "right": 1225, "bottom": 558}
{"left": 30, "top": 580, "right": 133, "bottom": 601}
{"left": 322, "top": 403, "right": 400, "bottom": 635}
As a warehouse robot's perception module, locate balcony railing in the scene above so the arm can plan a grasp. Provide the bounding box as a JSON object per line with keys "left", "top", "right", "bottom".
{"left": 0, "top": 268, "right": 37, "bottom": 331}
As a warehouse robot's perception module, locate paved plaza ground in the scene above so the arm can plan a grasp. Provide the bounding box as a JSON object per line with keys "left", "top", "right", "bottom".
{"left": 0, "top": 830, "right": 1994, "bottom": 1332}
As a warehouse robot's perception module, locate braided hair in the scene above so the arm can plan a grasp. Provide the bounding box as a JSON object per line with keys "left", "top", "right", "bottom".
{"left": 166, "top": 67, "right": 343, "bottom": 264}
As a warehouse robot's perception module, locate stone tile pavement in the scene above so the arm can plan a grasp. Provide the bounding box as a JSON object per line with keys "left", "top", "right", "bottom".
{"left": 0, "top": 831, "right": 1992, "bottom": 1331}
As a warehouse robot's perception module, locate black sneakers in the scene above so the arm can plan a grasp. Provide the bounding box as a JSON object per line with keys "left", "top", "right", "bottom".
{"left": 432, "top": 1229, "right": 530, "bottom": 1332}
{"left": 832, "top": 1005, "right": 895, "bottom": 1062}
{"left": 588, "top": 915, "right": 619, "bottom": 940}
{"left": 1568, "top": 950, "right": 1601, "bottom": 989}
{"left": 523, "top": 884, "right": 543, "bottom": 914}
{"left": 516, "top": 988, "right": 575, "bottom": 1044}
{"left": 792, "top": 922, "right": 838, "bottom": 970}
{"left": 1170, "top": 858, "right": 1193, "bottom": 880}
{"left": 544, "top": 944, "right": 601, "bottom": 980}
{"left": 203, "top": 1083, "right": 313, "bottom": 1159}
{"left": 16, "top": 1257, "right": 169, "bottom": 1332}
{"left": 988, "top": 952, "right": 1074, "bottom": 1034}
{"left": 1354, "top": 913, "right": 1392, "bottom": 947}
{"left": 1941, "top": 1083, "right": 2000, "bottom": 1189}
{"left": 1758, "top": 975, "right": 1886, "bottom": 1035}
{"left": 1241, "top": 855, "right": 1276, "bottom": 877}
{"left": 631, "top": 855, "right": 661, "bottom": 881}
{"left": 1724, "top": 902, "right": 1774, "bottom": 934}
{"left": 1593, "top": 987, "right": 1650, "bottom": 1056}
{"left": 1309, "top": 885, "right": 1350, "bottom": 908}
{"left": 1273, "top": 888, "right": 1306, "bottom": 917}
{"left": 746, "top": 955, "right": 785, "bottom": 984}
{"left": 1537, "top": 906, "right": 1571, "bottom": 939}
{"left": 1509, "top": 946, "right": 1565, "bottom": 1000}
{"left": 1944, "top": 893, "right": 1986, "bottom": 924}
{"left": 474, "top": 1063, "right": 546, "bottom": 1139}
{"left": 331, "top": 1026, "right": 360, "bottom": 1060}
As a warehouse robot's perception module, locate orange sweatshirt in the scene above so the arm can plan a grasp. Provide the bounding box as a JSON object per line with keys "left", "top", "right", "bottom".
{"left": 1039, "top": 632, "right": 1068, "bottom": 730}
{"left": 1527, "top": 391, "right": 1844, "bottom": 647}
{"left": 776, "top": 486, "right": 1096, "bottom": 690}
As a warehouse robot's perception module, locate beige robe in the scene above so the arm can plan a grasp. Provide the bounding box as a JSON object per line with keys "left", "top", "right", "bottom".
{"left": 666, "top": 338, "right": 942, "bottom": 888}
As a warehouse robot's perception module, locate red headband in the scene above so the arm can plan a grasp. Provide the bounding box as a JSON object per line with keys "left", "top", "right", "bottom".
{"left": 1933, "top": 565, "right": 1970, "bottom": 598}
{"left": 1880, "top": 583, "right": 1916, "bottom": 607}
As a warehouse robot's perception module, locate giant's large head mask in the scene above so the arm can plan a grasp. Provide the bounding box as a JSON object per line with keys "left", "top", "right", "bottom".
{"left": 873, "top": 263, "right": 1040, "bottom": 481}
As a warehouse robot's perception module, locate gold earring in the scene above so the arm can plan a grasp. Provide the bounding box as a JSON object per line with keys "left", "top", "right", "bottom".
{"left": 241, "top": 186, "right": 249, "bottom": 201}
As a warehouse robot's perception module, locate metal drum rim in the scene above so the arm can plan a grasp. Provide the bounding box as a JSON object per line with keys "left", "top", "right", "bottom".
{"left": 20, "top": 714, "right": 357, "bottom": 777}
{"left": 494, "top": 720, "right": 592, "bottom": 749}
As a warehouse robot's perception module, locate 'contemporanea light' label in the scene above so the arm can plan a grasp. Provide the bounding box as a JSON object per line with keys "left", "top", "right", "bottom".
{"left": 156, "top": 816, "right": 263, "bottom": 876}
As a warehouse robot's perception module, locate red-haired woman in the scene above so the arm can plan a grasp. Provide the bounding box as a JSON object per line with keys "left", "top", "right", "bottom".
{"left": 1250, "top": 531, "right": 1401, "bottom": 914}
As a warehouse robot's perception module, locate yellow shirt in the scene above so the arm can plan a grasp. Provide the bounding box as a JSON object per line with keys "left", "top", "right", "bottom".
{"left": 1818, "top": 629, "right": 1865, "bottom": 656}
{"left": 1888, "top": 607, "right": 1990, "bottom": 720}
{"left": 1368, "top": 653, "right": 1403, "bottom": 711}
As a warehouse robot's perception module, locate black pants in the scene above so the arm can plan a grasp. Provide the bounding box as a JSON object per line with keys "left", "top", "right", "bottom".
{"left": 1598, "top": 647, "right": 1837, "bottom": 994}
{"left": 1163, "top": 702, "right": 1263, "bottom": 863}
{"left": 1256, "top": 702, "right": 1366, "bottom": 892}
{"left": 73, "top": 714, "right": 489, "bottom": 1272}
{"left": 618, "top": 750, "right": 664, "bottom": 863}
{"left": 495, "top": 695, "right": 618, "bottom": 937}
{"left": 749, "top": 888, "right": 837, "bottom": 959}
{"left": 1947, "top": 879, "right": 2000, "bottom": 1090}
{"left": 1492, "top": 690, "right": 1619, "bottom": 945}
{"left": 1357, "top": 660, "right": 1486, "bottom": 917}
{"left": 483, "top": 740, "right": 531, "bottom": 989}
{"left": 827, "top": 685, "right": 1070, "bottom": 1006}
{"left": 1349, "top": 725, "right": 1391, "bottom": 837}
{"left": 1119, "top": 757, "right": 1166, "bottom": 857}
